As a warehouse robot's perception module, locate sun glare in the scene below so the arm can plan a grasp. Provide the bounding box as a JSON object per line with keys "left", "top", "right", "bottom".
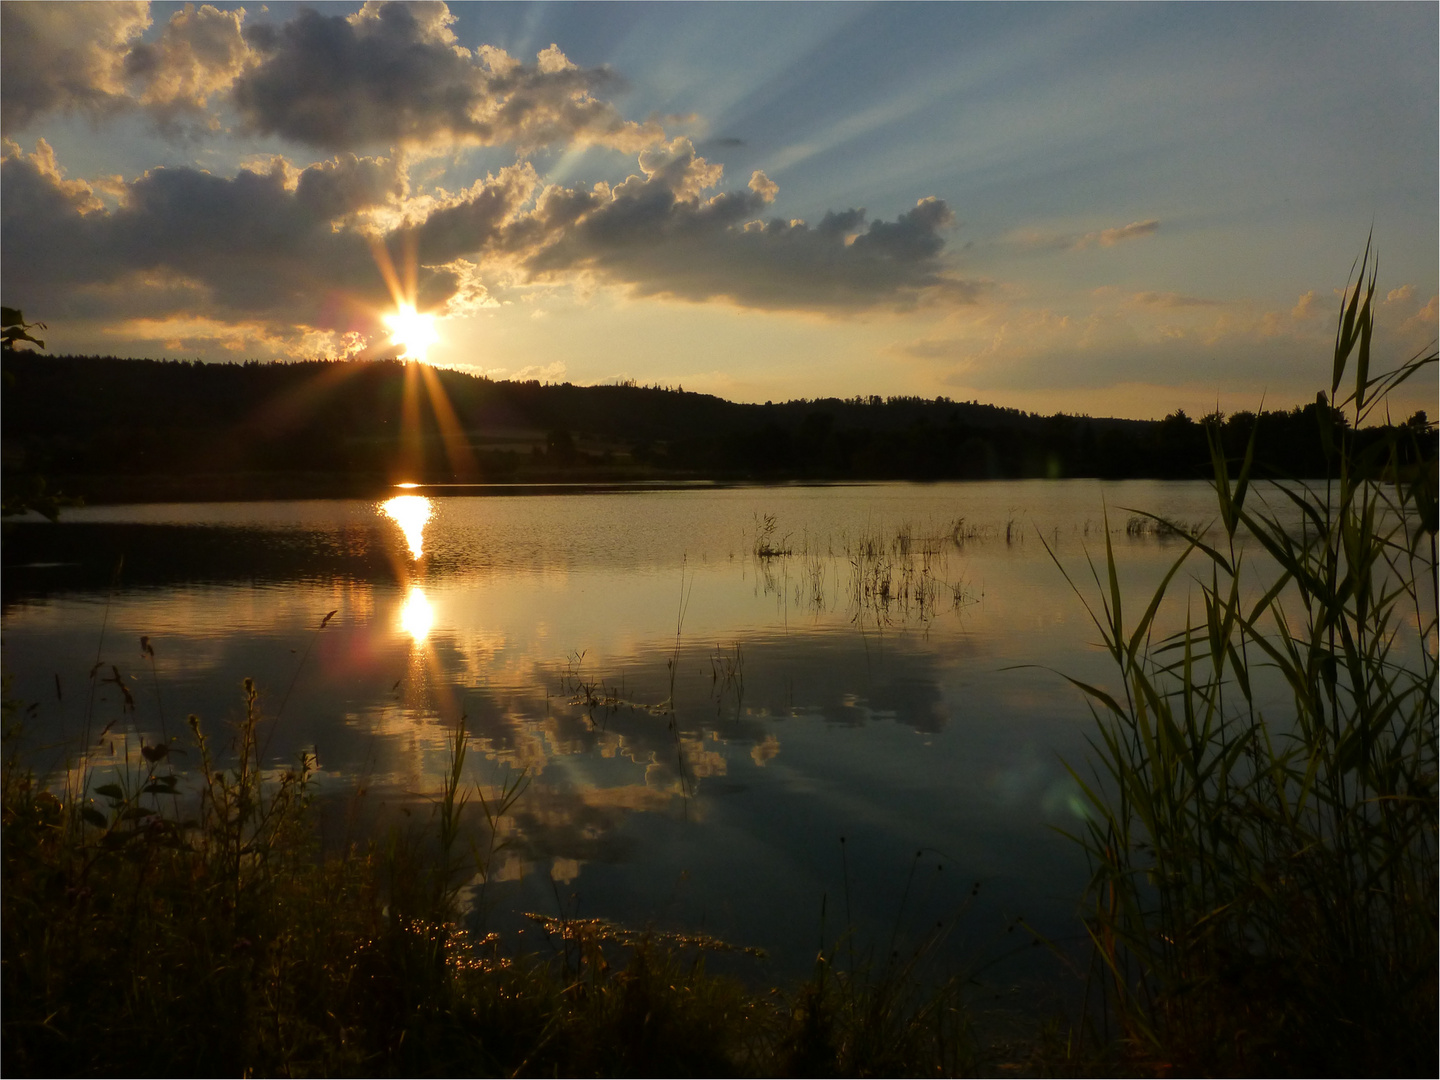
{"left": 380, "top": 494, "right": 433, "bottom": 560}
{"left": 399, "top": 586, "right": 433, "bottom": 643}
{"left": 383, "top": 304, "right": 440, "bottom": 363}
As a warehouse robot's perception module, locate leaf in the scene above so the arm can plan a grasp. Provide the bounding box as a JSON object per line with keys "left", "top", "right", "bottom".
{"left": 94, "top": 783, "right": 125, "bottom": 800}
{"left": 80, "top": 806, "right": 108, "bottom": 828}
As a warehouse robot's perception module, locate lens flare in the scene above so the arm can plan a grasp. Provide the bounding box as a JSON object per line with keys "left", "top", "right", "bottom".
{"left": 381, "top": 494, "right": 433, "bottom": 559}
{"left": 399, "top": 586, "right": 433, "bottom": 642}
{"left": 383, "top": 303, "right": 439, "bottom": 363}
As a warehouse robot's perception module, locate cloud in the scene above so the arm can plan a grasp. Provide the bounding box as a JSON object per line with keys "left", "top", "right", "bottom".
{"left": 2, "top": 1, "right": 662, "bottom": 155}
{"left": 233, "top": 1, "right": 662, "bottom": 152}
{"left": 0, "top": 140, "right": 426, "bottom": 345}
{"left": 1089, "top": 220, "right": 1159, "bottom": 248}
{"left": 509, "top": 361, "right": 567, "bottom": 382}
{"left": 0, "top": 1, "right": 150, "bottom": 132}
{"left": 511, "top": 139, "right": 977, "bottom": 313}
{"left": 891, "top": 336, "right": 969, "bottom": 362}
{"left": 890, "top": 277, "right": 1438, "bottom": 412}
{"left": 406, "top": 161, "right": 540, "bottom": 263}
{"left": 294, "top": 152, "right": 406, "bottom": 222}
{"left": 124, "top": 3, "right": 256, "bottom": 129}
{"left": 2, "top": 130, "right": 975, "bottom": 359}
{"left": 747, "top": 170, "right": 779, "bottom": 203}
{"left": 1009, "top": 218, "right": 1160, "bottom": 253}
{"left": 1399, "top": 294, "right": 1438, "bottom": 337}
{"left": 1130, "top": 291, "right": 1222, "bottom": 308}
{"left": 0, "top": 1, "right": 260, "bottom": 138}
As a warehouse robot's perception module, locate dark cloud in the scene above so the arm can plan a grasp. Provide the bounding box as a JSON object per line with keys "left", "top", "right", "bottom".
{"left": 2, "top": 129, "right": 971, "bottom": 355}
{"left": 294, "top": 153, "right": 405, "bottom": 221}
{"left": 0, "top": 141, "right": 410, "bottom": 333}
{"left": 233, "top": 1, "right": 658, "bottom": 152}
{"left": 514, "top": 140, "right": 976, "bottom": 312}
{"left": 408, "top": 163, "right": 537, "bottom": 264}
{"left": 0, "top": 1, "right": 149, "bottom": 133}
{"left": 1, "top": 1, "right": 658, "bottom": 155}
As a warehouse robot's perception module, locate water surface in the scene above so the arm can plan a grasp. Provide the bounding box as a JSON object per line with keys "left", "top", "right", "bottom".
{"left": 3, "top": 480, "right": 1249, "bottom": 995}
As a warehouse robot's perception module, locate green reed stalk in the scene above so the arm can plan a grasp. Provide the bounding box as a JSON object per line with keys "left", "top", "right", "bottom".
{"left": 1055, "top": 247, "right": 1438, "bottom": 1075}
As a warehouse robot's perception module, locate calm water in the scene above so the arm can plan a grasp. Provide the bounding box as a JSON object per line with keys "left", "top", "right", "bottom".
{"left": 2, "top": 479, "right": 1251, "bottom": 995}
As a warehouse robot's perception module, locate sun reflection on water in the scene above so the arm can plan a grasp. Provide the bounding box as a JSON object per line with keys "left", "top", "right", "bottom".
{"left": 381, "top": 494, "right": 433, "bottom": 559}
{"left": 399, "top": 586, "right": 433, "bottom": 642}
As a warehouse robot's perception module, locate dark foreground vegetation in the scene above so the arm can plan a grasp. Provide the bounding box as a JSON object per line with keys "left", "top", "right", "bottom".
{"left": 3, "top": 691, "right": 992, "bottom": 1078}
{"left": 3, "top": 257, "right": 1435, "bottom": 1077}
{"left": 3, "top": 344, "right": 1431, "bottom": 508}
{"left": 1053, "top": 254, "right": 1437, "bottom": 1076}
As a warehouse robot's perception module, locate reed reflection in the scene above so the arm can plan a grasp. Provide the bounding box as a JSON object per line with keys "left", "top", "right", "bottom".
{"left": 380, "top": 494, "right": 433, "bottom": 560}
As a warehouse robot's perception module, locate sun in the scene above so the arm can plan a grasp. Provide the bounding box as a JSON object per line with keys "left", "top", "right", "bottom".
{"left": 383, "top": 303, "right": 439, "bottom": 363}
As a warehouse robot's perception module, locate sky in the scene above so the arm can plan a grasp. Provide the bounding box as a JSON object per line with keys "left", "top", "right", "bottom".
{"left": 1, "top": 1, "right": 1435, "bottom": 419}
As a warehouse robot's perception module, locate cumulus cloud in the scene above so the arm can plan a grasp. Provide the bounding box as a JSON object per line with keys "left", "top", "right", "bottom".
{"left": 293, "top": 152, "right": 407, "bottom": 223}
{"left": 511, "top": 139, "right": 976, "bottom": 312}
{"left": 234, "top": 1, "right": 661, "bottom": 152}
{"left": 2, "top": 1, "right": 662, "bottom": 154}
{"left": 407, "top": 162, "right": 540, "bottom": 263}
{"left": 2, "top": 127, "right": 975, "bottom": 359}
{"left": 0, "top": 1, "right": 259, "bottom": 137}
{"left": 0, "top": 1, "right": 150, "bottom": 132}
{"left": 125, "top": 3, "right": 256, "bottom": 129}
{"left": 0, "top": 139, "right": 441, "bottom": 345}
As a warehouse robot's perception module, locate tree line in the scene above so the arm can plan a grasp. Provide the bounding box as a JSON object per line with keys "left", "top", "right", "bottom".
{"left": 2, "top": 352, "right": 1431, "bottom": 504}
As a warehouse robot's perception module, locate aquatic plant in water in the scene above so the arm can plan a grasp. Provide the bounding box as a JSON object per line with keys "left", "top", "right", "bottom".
{"left": 1055, "top": 247, "right": 1438, "bottom": 1074}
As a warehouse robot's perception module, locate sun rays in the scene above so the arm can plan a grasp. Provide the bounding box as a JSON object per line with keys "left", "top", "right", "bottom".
{"left": 370, "top": 236, "right": 442, "bottom": 362}
{"left": 367, "top": 236, "right": 479, "bottom": 483}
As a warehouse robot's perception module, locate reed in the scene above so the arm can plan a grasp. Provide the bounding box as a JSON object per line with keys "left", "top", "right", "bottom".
{"left": 1053, "top": 247, "right": 1438, "bottom": 1074}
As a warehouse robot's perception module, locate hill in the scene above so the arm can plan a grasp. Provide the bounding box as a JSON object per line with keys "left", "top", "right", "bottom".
{"left": 1, "top": 351, "right": 1428, "bottom": 505}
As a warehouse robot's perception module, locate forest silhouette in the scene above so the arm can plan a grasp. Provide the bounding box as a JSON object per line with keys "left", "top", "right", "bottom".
{"left": 2, "top": 351, "right": 1431, "bottom": 505}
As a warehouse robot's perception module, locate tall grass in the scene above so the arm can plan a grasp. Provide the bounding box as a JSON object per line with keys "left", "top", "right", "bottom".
{"left": 3, "top": 671, "right": 993, "bottom": 1076}
{"left": 1055, "top": 248, "right": 1438, "bottom": 1074}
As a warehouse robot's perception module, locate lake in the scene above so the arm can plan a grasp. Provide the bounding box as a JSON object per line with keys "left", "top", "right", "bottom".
{"left": 1, "top": 479, "right": 1250, "bottom": 1003}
